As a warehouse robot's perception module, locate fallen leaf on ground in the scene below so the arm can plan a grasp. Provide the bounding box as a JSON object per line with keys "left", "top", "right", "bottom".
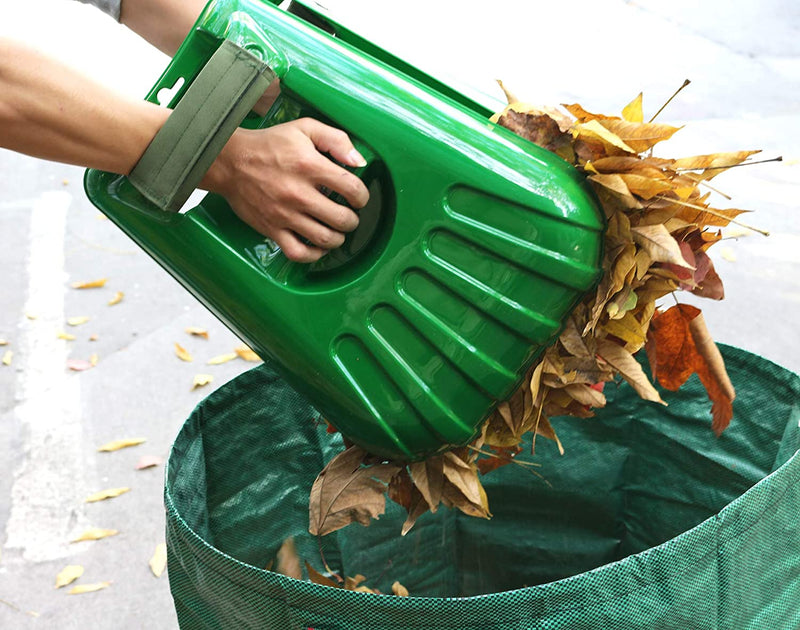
{"left": 97, "top": 438, "right": 146, "bottom": 452}
{"left": 70, "top": 528, "right": 119, "bottom": 543}
{"left": 55, "top": 565, "right": 84, "bottom": 588}
{"left": 0, "top": 338, "right": 8, "bottom": 345}
{"left": 89, "top": 353, "right": 99, "bottom": 366}
{"left": 108, "top": 292, "right": 124, "bottom": 306}
{"left": 149, "top": 543, "right": 167, "bottom": 578}
{"left": 71, "top": 278, "right": 107, "bottom": 290}
{"left": 67, "top": 316, "right": 90, "bottom": 327}
{"left": 57, "top": 331, "right": 76, "bottom": 341}
{"left": 89, "top": 334, "right": 99, "bottom": 342}
{"left": 84, "top": 487, "right": 130, "bottom": 503}
{"left": 135, "top": 455, "right": 163, "bottom": 470}
{"left": 207, "top": 353, "right": 237, "bottom": 365}
{"left": 66, "top": 358, "right": 93, "bottom": 372}
{"left": 185, "top": 327, "right": 209, "bottom": 339}
{"left": 192, "top": 374, "right": 213, "bottom": 389}
{"left": 174, "top": 343, "right": 193, "bottom": 362}
{"left": 2, "top": 351, "right": 12, "bottom": 366}
{"left": 25, "top": 313, "right": 38, "bottom": 320}
{"left": 68, "top": 582, "right": 110, "bottom": 595}
{"left": 234, "top": 345, "right": 261, "bottom": 362}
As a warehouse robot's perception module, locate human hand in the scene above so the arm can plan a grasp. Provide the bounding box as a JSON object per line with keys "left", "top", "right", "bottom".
{"left": 202, "top": 117, "right": 370, "bottom": 263}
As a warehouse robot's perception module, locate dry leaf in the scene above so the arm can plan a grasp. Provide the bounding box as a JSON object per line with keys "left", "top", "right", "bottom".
{"left": 67, "top": 316, "right": 90, "bottom": 327}
{"left": 192, "top": 374, "right": 214, "bottom": 389}
{"left": 107, "top": 291, "right": 124, "bottom": 306}
{"left": 89, "top": 353, "right": 99, "bottom": 367}
{"left": 622, "top": 92, "right": 643, "bottom": 123}
{"left": 89, "top": 334, "right": 99, "bottom": 341}
{"left": 57, "top": 331, "right": 76, "bottom": 341}
{"left": 84, "top": 487, "right": 130, "bottom": 503}
{"left": 207, "top": 353, "right": 237, "bottom": 365}
{"left": 275, "top": 538, "right": 302, "bottom": 580}
{"left": 234, "top": 345, "right": 261, "bottom": 362}
{"left": 68, "top": 582, "right": 110, "bottom": 595}
{"left": 631, "top": 224, "right": 694, "bottom": 268}
{"left": 596, "top": 339, "right": 664, "bottom": 404}
{"left": 71, "top": 278, "right": 107, "bottom": 289}
{"left": 304, "top": 561, "right": 340, "bottom": 588}
{"left": 66, "top": 358, "right": 93, "bottom": 372}
{"left": 135, "top": 455, "right": 163, "bottom": 470}
{"left": 2, "top": 350, "right": 12, "bottom": 366}
{"left": 174, "top": 342, "right": 193, "bottom": 362}
{"left": 149, "top": 543, "right": 167, "bottom": 578}
{"left": 308, "top": 446, "right": 400, "bottom": 536}
{"left": 70, "top": 528, "right": 119, "bottom": 543}
{"left": 0, "top": 338, "right": 8, "bottom": 345}
{"left": 55, "top": 565, "right": 84, "bottom": 588}
{"left": 97, "top": 437, "right": 146, "bottom": 452}
{"left": 185, "top": 327, "right": 209, "bottom": 339}
{"left": 391, "top": 581, "right": 410, "bottom": 597}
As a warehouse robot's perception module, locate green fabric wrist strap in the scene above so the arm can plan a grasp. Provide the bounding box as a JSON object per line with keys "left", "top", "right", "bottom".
{"left": 129, "top": 40, "right": 276, "bottom": 212}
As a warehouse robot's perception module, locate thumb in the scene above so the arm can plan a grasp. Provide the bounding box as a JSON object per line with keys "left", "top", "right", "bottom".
{"left": 300, "top": 118, "right": 367, "bottom": 167}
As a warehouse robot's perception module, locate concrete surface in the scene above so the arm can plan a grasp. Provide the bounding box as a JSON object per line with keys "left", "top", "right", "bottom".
{"left": 0, "top": 0, "right": 798, "bottom": 628}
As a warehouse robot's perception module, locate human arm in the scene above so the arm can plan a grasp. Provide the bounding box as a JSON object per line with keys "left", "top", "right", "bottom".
{"left": 0, "top": 37, "right": 368, "bottom": 262}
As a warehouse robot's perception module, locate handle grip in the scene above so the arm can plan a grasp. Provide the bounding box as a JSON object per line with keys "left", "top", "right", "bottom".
{"left": 129, "top": 25, "right": 286, "bottom": 212}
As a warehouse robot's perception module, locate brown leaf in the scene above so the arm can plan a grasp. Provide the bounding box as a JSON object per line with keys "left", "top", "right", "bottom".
{"left": 392, "top": 581, "right": 410, "bottom": 597}
{"left": 672, "top": 150, "right": 761, "bottom": 180}
{"left": 576, "top": 120, "right": 636, "bottom": 154}
{"left": 275, "top": 538, "right": 302, "bottom": 580}
{"left": 400, "top": 483, "right": 431, "bottom": 536}
{"left": 67, "top": 358, "right": 93, "bottom": 372}
{"left": 441, "top": 452, "right": 491, "bottom": 519}
{"left": 304, "top": 562, "right": 340, "bottom": 588}
{"left": 185, "top": 327, "right": 209, "bottom": 339}
{"left": 135, "top": 455, "right": 163, "bottom": 470}
{"left": 562, "top": 102, "right": 616, "bottom": 123}
{"left": 688, "top": 312, "right": 736, "bottom": 434}
{"left": 595, "top": 338, "right": 664, "bottom": 404}
{"left": 408, "top": 456, "right": 444, "bottom": 512}
{"left": 597, "top": 119, "right": 681, "bottom": 153}
{"left": 234, "top": 345, "right": 261, "bottom": 362}
{"left": 632, "top": 224, "right": 694, "bottom": 268}
{"left": 308, "top": 446, "right": 400, "bottom": 536}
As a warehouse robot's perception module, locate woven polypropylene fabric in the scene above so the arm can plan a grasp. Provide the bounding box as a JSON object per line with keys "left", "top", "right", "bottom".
{"left": 165, "top": 345, "right": 800, "bottom": 629}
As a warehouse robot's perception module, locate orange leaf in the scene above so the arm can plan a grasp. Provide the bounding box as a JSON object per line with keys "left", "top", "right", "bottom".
{"left": 174, "top": 343, "right": 193, "bottom": 362}
{"left": 234, "top": 345, "right": 261, "bottom": 362}
{"left": 71, "top": 278, "right": 107, "bottom": 290}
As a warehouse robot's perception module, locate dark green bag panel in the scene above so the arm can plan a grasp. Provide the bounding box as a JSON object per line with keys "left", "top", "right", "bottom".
{"left": 165, "top": 345, "right": 800, "bottom": 629}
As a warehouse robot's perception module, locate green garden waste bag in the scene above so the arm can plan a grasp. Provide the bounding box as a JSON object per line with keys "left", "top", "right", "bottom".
{"left": 165, "top": 345, "right": 800, "bottom": 629}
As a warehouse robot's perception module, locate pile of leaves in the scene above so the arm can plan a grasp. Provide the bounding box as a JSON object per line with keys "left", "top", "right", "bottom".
{"left": 308, "top": 82, "right": 770, "bottom": 539}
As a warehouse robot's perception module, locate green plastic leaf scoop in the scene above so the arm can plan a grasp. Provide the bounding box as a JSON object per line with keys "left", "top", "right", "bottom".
{"left": 84, "top": 0, "right": 604, "bottom": 460}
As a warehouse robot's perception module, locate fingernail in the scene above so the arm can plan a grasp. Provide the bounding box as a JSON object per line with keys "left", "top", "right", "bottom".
{"left": 347, "top": 149, "right": 367, "bottom": 167}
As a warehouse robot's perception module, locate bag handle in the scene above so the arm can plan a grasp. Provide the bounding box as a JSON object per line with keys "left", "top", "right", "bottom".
{"left": 129, "top": 36, "right": 282, "bottom": 212}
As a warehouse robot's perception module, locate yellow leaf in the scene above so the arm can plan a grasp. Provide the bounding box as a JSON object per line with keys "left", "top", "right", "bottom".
{"left": 71, "top": 278, "right": 107, "bottom": 290}
{"left": 597, "top": 119, "right": 681, "bottom": 153}
{"left": 234, "top": 345, "right": 261, "bottom": 362}
{"left": 588, "top": 174, "right": 641, "bottom": 209}
{"left": 631, "top": 224, "right": 694, "bottom": 268}
{"left": 672, "top": 150, "right": 761, "bottom": 180}
{"left": 573, "top": 119, "right": 636, "bottom": 153}
{"left": 622, "top": 92, "right": 643, "bottom": 123}
{"left": 55, "top": 565, "right": 84, "bottom": 588}
{"left": 89, "top": 353, "right": 99, "bottom": 367}
{"left": 618, "top": 173, "right": 674, "bottom": 200}
{"left": 392, "top": 581, "right": 410, "bottom": 597}
{"left": 107, "top": 291, "right": 124, "bottom": 306}
{"left": 68, "top": 581, "right": 111, "bottom": 595}
{"left": 67, "top": 316, "right": 90, "bottom": 327}
{"left": 192, "top": 374, "right": 214, "bottom": 390}
{"left": 97, "top": 437, "right": 146, "bottom": 452}
{"left": 2, "top": 350, "right": 12, "bottom": 366}
{"left": 70, "top": 528, "right": 119, "bottom": 543}
{"left": 185, "top": 327, "right": 209, "bottom": 339}
{"left": 206, "top": 353, "right": 237, "bottom": 365}
{"left": 148, "top": 543, "right": 167, "bottom": 578}
{"left": 57, "top": 331, "right": 76, "bottom": 341}
{"left": 25, "top": 312, "right": 38, "bottom": 320}
{"left": 174, "top": 342, "right": 193, "bottom": 362}
{"left": 84, "top": 487, "right": 130, "bottom": 503}
{"left": 0, "top": 338, "right": 8, "bottom": 345}
{"left": 602, "top": 311, "right": 647, "bottom": 347}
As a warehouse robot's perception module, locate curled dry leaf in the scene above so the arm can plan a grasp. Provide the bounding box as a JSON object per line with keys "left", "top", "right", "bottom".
{"left": 70, "top": 528, "right": 119, "bottom": 543}
{"left": 2, "top": 350, "right": 12, "bottom": 366}
{"left": 192, "top": 374, "right": 214, "bottom": 390}
{"left": 207, "top": 353, "right": 237, "bottom": 366}
{"left": 0, "top": 338, "right": 8, "bottom": 346}
{"left": 68, "top": 582, "right": 111, "bottom": 595}
{"left": 70, "top": 278, "right": 107, "bottom": 290}
{"left": 57, "top": 331, "right": 76, "bottom": 341}
{"left": 84, "top": 487, "right": 130, "bottom": 503}
{"left": 67, "top": 316, "right": 90, "bottom": 327}
{"left": 174, "top": 342, "right": 193, "bottom": 362}
{"left": 107, "top": 291, "right": 124, "bottom": 306}
{"left": 185, "top": 327, "right": 209, "bottom": 339}
{"left": 55, "top": 565, "right": 84, "bottom": 588}
{"left": 149, "top": 543, "right": 168, "bottom": 578}
{"left": 392, "top": 581, "right": 410, "bottom": 597}
{"left": 234, "top": 345, "right": 261, "bottom": 362}
{"left": 97, "top": 437, "right": 146, "bottom": 452}
{"left": 135, "top": 455, "right": 163, "bottom": 470}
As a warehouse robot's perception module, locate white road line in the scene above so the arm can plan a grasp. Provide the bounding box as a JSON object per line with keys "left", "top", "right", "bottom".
{"left": 4, "top": 191, "right": 91, "bottom": 562}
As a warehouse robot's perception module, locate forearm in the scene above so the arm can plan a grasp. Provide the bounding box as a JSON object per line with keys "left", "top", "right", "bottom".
{"left": 0, "top": 37, "right": 168, "bottom": 176}
{"left": 119, "top": 0, "right": 208, "bottom": 56}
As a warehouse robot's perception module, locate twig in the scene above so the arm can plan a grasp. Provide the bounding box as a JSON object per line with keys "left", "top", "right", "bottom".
{"left": 649, "top": 79, "right": 691, "bottom": 123}
{"left": 468, "top": 445, "right": 542, "bottom": 468}
{"left": 674, "top": 156, "right": 783, "bottom": 173}
{"left": 317, "top": 536, "right": 344, "bottom": 584}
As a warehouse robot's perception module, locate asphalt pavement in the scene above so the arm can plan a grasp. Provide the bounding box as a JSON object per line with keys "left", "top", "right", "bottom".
{"left": 1, "top": 0, "right": 798, "bottom": 628}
